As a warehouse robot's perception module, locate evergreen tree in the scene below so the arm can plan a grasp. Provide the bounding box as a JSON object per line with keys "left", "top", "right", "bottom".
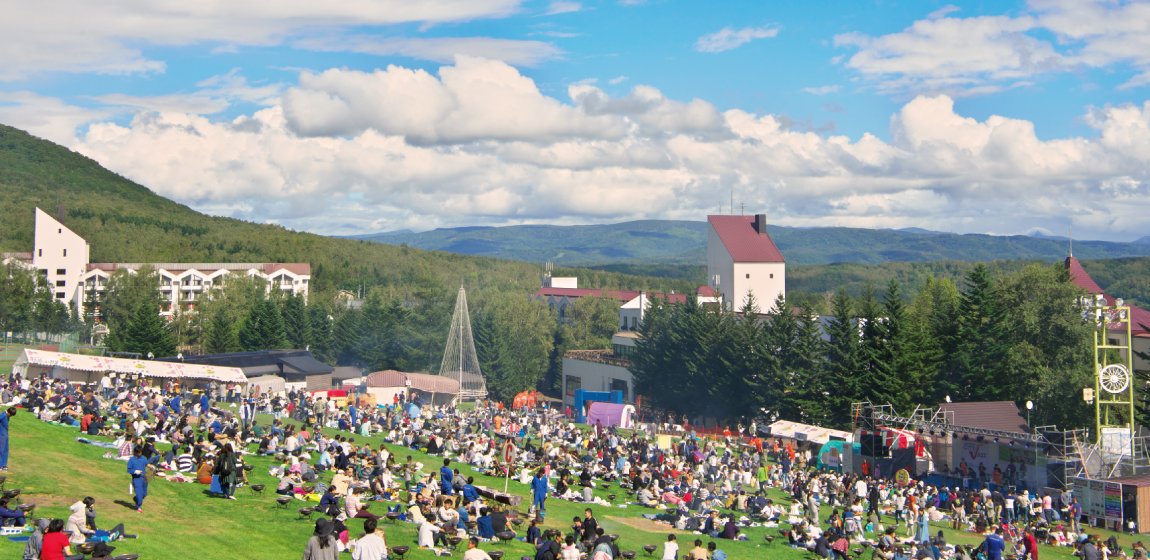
{"left": 879, "top": 280, "right": 915, "bottom": 412}
{"left": 107, "top": 300, "right": 176, "bottom": 357}
{"left": 823, "top": 289, "right": 862, "bottom": 429}
{"left": 857, "top": 285, "right": 898, "bottom": 408}
{"left": 952, "top": 264, "right": 1009, "bottom": 401}
{"left": 281, "top": 294, "right": 310, "bottom": 349}
{"left": 714, "top": 294, "right": 770, "bottom": 421}
{"left": 203, "top": 308, "right": 240, "bottom": 354}
{"left": 238, "top": 298, "right": 287, "bottom": 351}
{"left": 307, "top": 305, "right": 335, "bottom": 363}
{"left": 331, "top": 308, "right": 364, "bottom": 366}
{"left": 783, "top": 307, "right": 829, "bottom": 424}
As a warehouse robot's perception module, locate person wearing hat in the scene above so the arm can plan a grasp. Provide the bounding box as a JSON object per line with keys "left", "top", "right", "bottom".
{"left": 303, "top": 518, "right": 340, "bottom": 560}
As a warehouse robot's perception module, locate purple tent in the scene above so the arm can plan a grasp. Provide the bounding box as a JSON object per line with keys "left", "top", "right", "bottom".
{"left": 585, "top": 402, "right": 636, "bottom": 429}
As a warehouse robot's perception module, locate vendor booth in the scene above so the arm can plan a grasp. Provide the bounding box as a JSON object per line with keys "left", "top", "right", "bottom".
{"left": 362, "top": 370, "right": 460, "bottom": 406}
{"left": 14, "top": 349, "right": 246, "bottom": 386}
{"left": 585, "top": 402, "right": 636, "bottom": 429}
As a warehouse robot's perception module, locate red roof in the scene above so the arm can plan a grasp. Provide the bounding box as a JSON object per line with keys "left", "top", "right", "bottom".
{"left": 708, "top": 215, "right": 785, "bottom": 263}
{"left": 1066, "top": 256, "right": 1104, "bottom": 294}
{"left": 696, "top": 285, "right": 719, "bottom": 297}
{"left": 1065, "top": 256, "right": 1150, "bottom": 336}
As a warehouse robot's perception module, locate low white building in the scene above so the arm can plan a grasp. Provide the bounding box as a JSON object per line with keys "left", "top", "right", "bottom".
{"left": 6, "top": 208, "right": 310, "bottom": 320}
{"left": 707, "top": 213, "right": 786, "bottom": 313}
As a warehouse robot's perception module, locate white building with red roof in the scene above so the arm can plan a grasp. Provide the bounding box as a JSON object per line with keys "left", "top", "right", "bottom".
{"left": 1066, "top": 255, "right": 1150, "bottom": 374}
{"left": 707, "top": 213, "right": 786, "bottom": 312}
{"left": 10, "top": 208, "right": 310, "bottom": 320}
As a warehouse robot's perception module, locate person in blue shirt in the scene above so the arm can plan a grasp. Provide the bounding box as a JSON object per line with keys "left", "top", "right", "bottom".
{"left": 0, "top": 408, "right": 16, "bottom": 471}
{"left": 531, "top": 469, "right": 549, "bottom": 519}
{"left": 440, "top": 458, "right": 455, "bottom": 495}
{"left": 462, "top": 476, "right": 480, "bottom": 504}
{"left": 476, "top": 507, "right": 495, "bottom": 539}
{"left": 169, "top": 394, "right": 181, "bottom": 415}
{"left": 983, "top": 527, "right": 1006, "bottom": 560}
{"left": 126, "top": 447, "right": 149, "bottom": 512}
{"left": 199, "top": 393, "right": 210, "bottom": 418}
{"left": 708, "top": 541, "right": 727, "bottom": 560}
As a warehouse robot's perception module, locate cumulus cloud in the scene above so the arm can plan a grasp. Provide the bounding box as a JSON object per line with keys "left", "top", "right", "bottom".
{"left": 45, "top": 58, "right": 1150, "bottom": 240}
{"left": 695, "top": 26, "right": 780, "bottom": 53}
{"left": 0, "top": 0, "right": 523, "bottom": 79}
{"left": 835, "top": 0, "right": 1150, "bottom": 96}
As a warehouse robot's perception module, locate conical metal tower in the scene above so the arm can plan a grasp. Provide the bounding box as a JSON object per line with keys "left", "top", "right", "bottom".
{"left": 439, "top": 285, "right": 487, "bottom": 401}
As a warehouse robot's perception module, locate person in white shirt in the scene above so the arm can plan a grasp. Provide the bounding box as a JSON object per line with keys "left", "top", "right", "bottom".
{"left": 662, "top": 534, "right": 679, "bottom": 560}
{"left": 463, "top": 537, "right": 492, "bottom": 560}
{"left": 351, "top": 518, "right": 388, "bottom": 560}
{"left": 418, "top": 520, "right": 441, "bottom": 549}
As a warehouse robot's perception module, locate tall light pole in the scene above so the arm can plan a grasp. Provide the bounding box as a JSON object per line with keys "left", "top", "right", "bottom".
{"left": 1026, "top": 400, "right": 1035, "bottom": 488}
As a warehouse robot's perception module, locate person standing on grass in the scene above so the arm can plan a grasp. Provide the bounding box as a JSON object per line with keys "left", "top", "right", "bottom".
{"left": 214, "top": 443, "right": 238, "bottom": 500}
{"left": 0, "top": 407, "right": 16, "bottom": 471}
{"left": 127, "top": 447, "right": 149, "bottom": 512}
{"left": 440, "top": 458, "right": 454, "bottom": 495}
{"left": 531, "top": 469, "right": 549, "bottom": 519}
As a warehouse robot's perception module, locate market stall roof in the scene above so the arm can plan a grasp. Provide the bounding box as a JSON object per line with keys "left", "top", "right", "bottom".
{"left": 15, "top": 349, "right": 247, "bottom": 384}
{"left": 364, "top": 370, "right": 460, "bottom": 395}
{"left": 768, "top": 419, "right": 853, "bottom": 445}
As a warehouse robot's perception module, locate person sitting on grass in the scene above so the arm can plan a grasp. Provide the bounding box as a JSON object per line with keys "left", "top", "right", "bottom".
{"left": 38, "top": 518, "right": 72, "bottom": 560}
{"left": 0, "top": 498, "right": 26, "bottom": 527}
{"left": 464, "top": 536, "right": 493, "bottom": 560}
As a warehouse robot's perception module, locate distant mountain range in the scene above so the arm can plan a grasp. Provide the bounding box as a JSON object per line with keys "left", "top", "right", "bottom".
{"left": 348, "top": 221, "right": 1150, "bottom": 266}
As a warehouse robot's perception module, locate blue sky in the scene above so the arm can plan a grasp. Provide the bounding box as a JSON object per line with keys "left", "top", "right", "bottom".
{"left": 2, "top": 0, "right": 1149, "bottom": 241}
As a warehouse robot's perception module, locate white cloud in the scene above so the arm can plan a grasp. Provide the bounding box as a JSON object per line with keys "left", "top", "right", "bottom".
{"left": 608, "top": 76, "right": 628, "bottom": 85}
{"left": 835, "top": 0, "right": 1150, "bottom": 97}
{"left": 695, "top": 26, "right": 780, "bottom": 53}
{"left": 544, "top": 2, "right": 582, "bottom": 15}
{"left": 0, "top": 0, "right": 524, "bottom": 79}
{"left": 0, "top": 92, "right": 116, "bottom": 145}
{"left": 20, "top": 58, "right": 1147, "bottom": 240}
{"left": 294, "top": 36, "right": 562, "bottom": 67}
{"left": 802, "top": 85, "right": 840, "bottom": 95}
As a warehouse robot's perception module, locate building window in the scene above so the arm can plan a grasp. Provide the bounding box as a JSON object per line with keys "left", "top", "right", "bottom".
{"left": 56, "top": 280, "right": 66, "bottom": 287}
{"left": 566, "top": 375, "right": 582, "bottom": 398}
{"left": 63, "top": 249, "right": 67, "bottom": 257}
{"left": 769, "top": 273, "right": 774, "bottom": 279}
{"left": 37, "top": 249, "right": 42, "bottom": 257}
{"left": 745, "top": 273, "right": 750, "bottom": 279}
{"left": 55, "top": 292, "right": 65, "bottom": 300}
{"left": 56, "top": 268, "right": 66, "bottom": 275}
{"left": 609, "top": 378, "right": 629, "bottom": 402}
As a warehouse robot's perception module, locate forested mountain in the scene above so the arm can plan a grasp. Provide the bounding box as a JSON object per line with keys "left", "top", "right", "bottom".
{"left": 0, "top": 124, "right": 689, "bottom": 299}
{"left": 352, "top": 219, "right": 1150, "bottom": 266}
{"left": 0, "top": 124, "right": 685, "bottom": 394}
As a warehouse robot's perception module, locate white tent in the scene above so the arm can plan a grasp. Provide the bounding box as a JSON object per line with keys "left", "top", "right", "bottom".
{"left": 13, "top": 349, "right": 246, "bottom": 384}
{"left": 768, "top": 419, "right": 853, "bottom": 445}
{"left": 246, "top": 374, "right": 286, "bottom": 395}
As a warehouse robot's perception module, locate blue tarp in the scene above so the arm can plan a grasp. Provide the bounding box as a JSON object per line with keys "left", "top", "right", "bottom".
{"left": 405, "top": 402, "right": 421, "bottom": 418}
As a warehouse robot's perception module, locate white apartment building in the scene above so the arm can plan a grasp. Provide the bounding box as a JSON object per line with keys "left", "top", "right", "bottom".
{"left": 706, "top": 213, "right": 786, "bottom": 313}
{"left": 5, "top": 208, "right": 310, "bottom": 320}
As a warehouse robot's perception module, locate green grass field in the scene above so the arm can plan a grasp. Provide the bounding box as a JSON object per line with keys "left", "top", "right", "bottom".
{"left": 0, "top": 412, "right": 1138, "bottom": 559}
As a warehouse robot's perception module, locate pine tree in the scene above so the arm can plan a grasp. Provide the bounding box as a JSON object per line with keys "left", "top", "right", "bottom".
{"left": 783, "top": 307, "right": 828, "bottom": 424}
{"left": 307, "top": 305, "right": 335, "bottom": 363}
{"left": 281, "top": 294, "right": 310, "bottom": 349}
{"left": 857, "top": 285, "right": 899, "bottom": 408}
{"left": 952, "top": 264, "right": 1008, "bottom": 401}
{"left": 823, "top": 289, "right": 863, "bottom": 429}
{"left": 238, "top": 298, "right": 287, "bottom": 351}
{"left": 203, "top": 308, "right": 240, "bottom": 354}
{"left": 108, "top": 301, "right": 176, "bottom": 357}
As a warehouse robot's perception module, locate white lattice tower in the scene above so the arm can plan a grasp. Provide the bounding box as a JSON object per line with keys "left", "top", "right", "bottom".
{"left": 439, "top": 285, "right": 487, "bottom": 401}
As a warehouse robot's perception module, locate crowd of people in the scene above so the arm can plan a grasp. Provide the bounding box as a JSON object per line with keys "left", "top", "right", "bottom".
{"left": 0, "top": 368, "right": 1145, "bottom": 560}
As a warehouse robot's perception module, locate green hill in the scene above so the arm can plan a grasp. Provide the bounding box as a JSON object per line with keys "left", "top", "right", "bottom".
{"left": 0, "top": 124, "right": 688, "bottom": 300}
{"left": 351, "top": 220, "right": 1150, "bottom": 267}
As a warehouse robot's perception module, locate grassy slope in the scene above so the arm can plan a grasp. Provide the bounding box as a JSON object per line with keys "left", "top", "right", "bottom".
{"left": 0, "top": 412, "right": 1132, "bottom": 560}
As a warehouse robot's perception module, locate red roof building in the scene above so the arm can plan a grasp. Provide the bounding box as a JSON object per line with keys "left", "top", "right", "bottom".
{"left": 1066, "top": 256, "right": 1150, "bottom": 373}
{"left": 706, "top": 214, "right": 786, "bottom": 312}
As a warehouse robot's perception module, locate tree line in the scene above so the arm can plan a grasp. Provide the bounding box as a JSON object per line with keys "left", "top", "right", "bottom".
{"left": 632, "top": 263, "right": 1098, "bottom": 431}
